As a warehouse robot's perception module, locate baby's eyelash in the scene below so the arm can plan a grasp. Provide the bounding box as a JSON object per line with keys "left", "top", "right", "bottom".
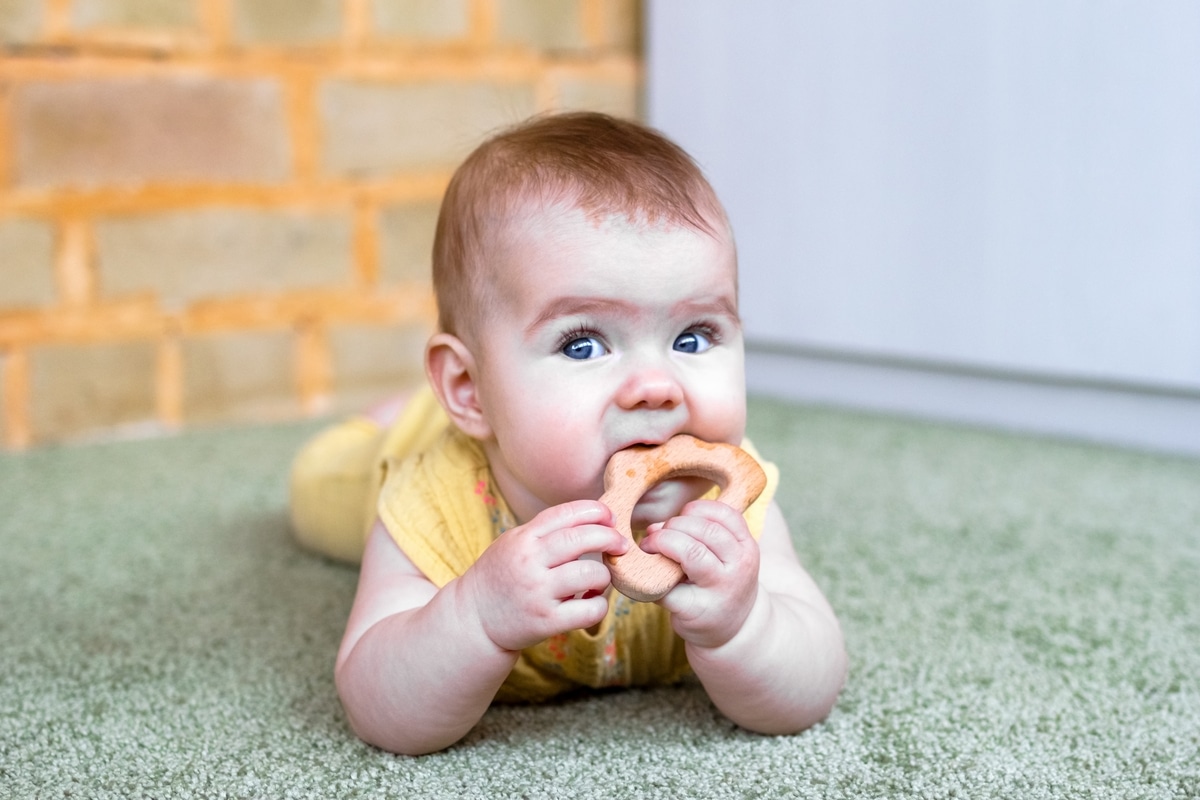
{"left": 684, "top": 321, "right": 723, "bottom": 343}
{"left": 555, "top": 325, "right": 602, "bottom": 351}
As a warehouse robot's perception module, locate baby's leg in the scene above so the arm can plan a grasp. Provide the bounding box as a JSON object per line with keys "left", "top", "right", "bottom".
{"left": 288, "top": 415, "right": 385, "bottom": 564}
{"left": 288, "top": 386, "right": 447, "bottom": 564}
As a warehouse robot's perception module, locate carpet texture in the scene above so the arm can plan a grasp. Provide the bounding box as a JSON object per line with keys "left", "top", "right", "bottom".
{"left": 2, "top": 397, "right": 1198, "bottom": 799}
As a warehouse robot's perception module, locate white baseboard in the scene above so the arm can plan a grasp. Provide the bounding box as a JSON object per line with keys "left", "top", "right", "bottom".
{"left": 745, "top": 343, "right": 1200, "bottom": 459}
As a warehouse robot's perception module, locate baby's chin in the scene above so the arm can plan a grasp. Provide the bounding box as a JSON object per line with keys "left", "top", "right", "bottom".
{"left": 629, "top": 476, "right": 716, "bottom": 529}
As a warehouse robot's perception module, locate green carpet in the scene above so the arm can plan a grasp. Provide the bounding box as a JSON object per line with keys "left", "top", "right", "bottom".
{"left": 3, "top": 397, "right": 1198, "bottom": 799}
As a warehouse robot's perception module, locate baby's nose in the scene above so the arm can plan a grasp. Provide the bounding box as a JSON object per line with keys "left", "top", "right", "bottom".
{"left": 616, "top": 367, "right": 684, "bottom": 410}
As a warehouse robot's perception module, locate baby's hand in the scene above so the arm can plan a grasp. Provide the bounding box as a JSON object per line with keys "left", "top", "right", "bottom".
{"left": 640, "top": 500, "right": 760, "bottom": 649}
{"left": 462, "top": 500, "right": 629, "bottom": 652}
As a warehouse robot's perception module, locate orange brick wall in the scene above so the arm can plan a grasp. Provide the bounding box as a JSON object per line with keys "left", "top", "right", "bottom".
{"left": 0, "top": 0, "right": 643, "bottom": 448}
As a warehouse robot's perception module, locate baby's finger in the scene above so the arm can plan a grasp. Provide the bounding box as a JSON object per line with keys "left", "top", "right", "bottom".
{"left": 645, "top": 513, "right": 734, "bottom": 563}
{"left": 550, "top": 557, "right": 615, "bottom": 602}
{"left": 524, "top": 500, "right": 613, "bottom": 538}
{"left": 641, "top": 521, "right": 724, "bottom": 583}
{"left": 542, "top": 523, "right": 629, "bottom": 569}
{"left": 656, "top": 578, "right": 702, "bottom": 618}
{"left": 680, "top": 499, "right": 753, "bottom": 543}
{"left": 552, "top": 592, "right": 612, "bottom": 632}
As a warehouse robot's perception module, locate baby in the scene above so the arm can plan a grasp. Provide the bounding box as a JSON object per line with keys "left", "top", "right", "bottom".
{"left": 289, "top": 112, "right": 847, "bottom": 755}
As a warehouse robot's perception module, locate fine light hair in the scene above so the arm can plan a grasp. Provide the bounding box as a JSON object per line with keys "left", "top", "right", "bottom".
{"left": 431, "top": 111, "right": 731, "bottom": 340}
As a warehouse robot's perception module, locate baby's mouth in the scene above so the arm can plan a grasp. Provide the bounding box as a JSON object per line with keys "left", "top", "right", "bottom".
{"left": 615, "top": 435, "right": 676, "bottom": 454}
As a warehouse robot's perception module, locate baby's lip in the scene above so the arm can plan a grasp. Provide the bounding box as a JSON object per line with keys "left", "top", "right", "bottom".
{"left": 615, "top": 435, "right": 677, "bottom": 453}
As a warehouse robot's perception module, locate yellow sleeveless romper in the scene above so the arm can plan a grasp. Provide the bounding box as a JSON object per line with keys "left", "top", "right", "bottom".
{"left": 288, "top": 385, "right": 780, "bottom": 702}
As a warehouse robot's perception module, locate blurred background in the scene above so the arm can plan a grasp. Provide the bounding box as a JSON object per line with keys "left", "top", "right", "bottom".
{"left": 0, "top": 0, "right": 640, "bottom": 448}
{"left": 3, "top": 0, "right": 1198, "bottom": 457}
{"left": 649, "top": 1, "right": 1200, "bottom": 457}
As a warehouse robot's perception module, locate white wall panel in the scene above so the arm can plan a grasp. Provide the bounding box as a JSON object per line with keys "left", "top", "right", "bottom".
{"left": 647, "top": 1, "right": 1200, "bottom": 392}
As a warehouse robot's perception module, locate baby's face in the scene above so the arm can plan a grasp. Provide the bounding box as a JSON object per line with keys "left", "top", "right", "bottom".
{"left": 470, "top": 205, "right": 746, "bottom": 526}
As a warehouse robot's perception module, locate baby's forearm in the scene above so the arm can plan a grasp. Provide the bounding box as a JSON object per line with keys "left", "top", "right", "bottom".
{"left": 335, "top": 578, "right": 518, "bottom": 755}
{"left": 686, "top": 587, "right": 847, "bottom": 735}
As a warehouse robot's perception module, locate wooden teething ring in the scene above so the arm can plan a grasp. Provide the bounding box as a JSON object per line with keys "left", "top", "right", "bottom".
{"left": 600, "top": 434, "right": 768, "bottom": 602}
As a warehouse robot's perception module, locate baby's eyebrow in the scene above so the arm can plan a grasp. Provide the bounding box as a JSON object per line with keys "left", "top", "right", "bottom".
{"left": 676, "top": 297, "right": 741, "bottom": 324}
{"left": 524, "top": 297, "right": 631, "bottom": 339}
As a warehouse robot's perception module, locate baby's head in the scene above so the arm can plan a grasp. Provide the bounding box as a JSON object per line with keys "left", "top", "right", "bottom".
{"left": 432, "top": 111, "right": 732, "bottom": 346}
{"left": 426, "top": 112, "right": 746, "bottom": 522}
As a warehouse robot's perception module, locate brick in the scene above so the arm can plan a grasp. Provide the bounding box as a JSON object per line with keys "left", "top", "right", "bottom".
{"left": 371, "top": 0, "right": 469, "bottom": 39}
{"left": 182, "top": 331, "right": 296, "bottom": 420}
{"left": 0, "top": 218, "right": 57, "bottom": 309}
{"left": 230, "top": 0, "right": 341, "bottom": 44}
{"left": 72, "top": 0, "right": 198, "bottom": 29}
{"left": 319, "top": 80, "right": 536, "bottom": 176}
{"left": 600, "top": 0, "right": 642, "bottom": 53}
{"left": 0, "top": 352, "right": 7, "bottom": 443}
{"left": 555, "top": 78, "right": 640, "bottom": 120}
{"left": 12, "top": 78, "right": 289, "bottom": 190}
{"left": 329, "top": 323, "right": 427, "bottom": 398}
{"left": 29, "top": 340, "right": 156, "bottom": 441}
{"left": 96, "top": 208, "right": 353, "bottom": 306}
{"left": 0, "top": 0, "right": 43, "bottom": 43}
{"left": 377, "top": 202, "right": 438, "bottom": 285}
{"left": 496, "top": 0, "right": 586, "bottom": 52}
{"left": 0, "top": 349, "right": 22, "bottom": 449}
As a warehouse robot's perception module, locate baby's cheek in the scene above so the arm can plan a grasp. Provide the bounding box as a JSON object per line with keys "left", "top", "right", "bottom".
{"left": 529, "top": 445, "right": 606, "bottom": 504}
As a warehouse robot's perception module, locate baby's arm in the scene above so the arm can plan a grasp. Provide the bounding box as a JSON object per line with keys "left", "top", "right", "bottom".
{"left": 647, "top": 501, "right": 847, "bottom": 734}
{"left": 335, "top": 502, "right": 628, "bottom": 755}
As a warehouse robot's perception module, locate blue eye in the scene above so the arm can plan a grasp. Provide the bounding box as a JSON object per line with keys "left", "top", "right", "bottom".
{"left": 562, "top": 336, "right": 608, "bottom": 360}
{"left": 673, "top": 330, "right": 714, "bottom": 354}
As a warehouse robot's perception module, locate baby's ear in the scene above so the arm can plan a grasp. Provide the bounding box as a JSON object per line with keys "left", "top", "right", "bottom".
{"left": 425, "top": 333, "right": 492, "bottom": 440}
